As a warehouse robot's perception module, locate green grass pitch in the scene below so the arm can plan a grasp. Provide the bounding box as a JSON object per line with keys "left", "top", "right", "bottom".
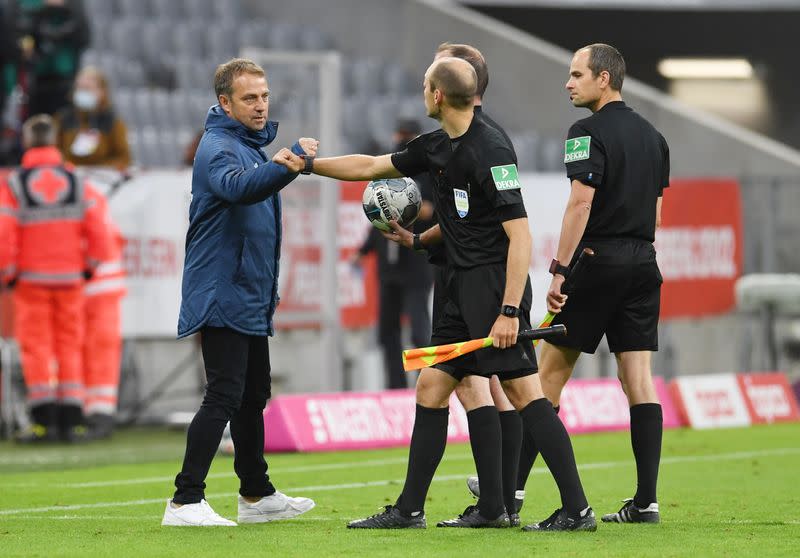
{"left": 1, "top": 423, "right": 798, "bottom": 557}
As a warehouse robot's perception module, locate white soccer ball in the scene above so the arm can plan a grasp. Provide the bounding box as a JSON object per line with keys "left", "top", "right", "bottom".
{"left": 362, "top": 177, "right": 422, "bottom": 232}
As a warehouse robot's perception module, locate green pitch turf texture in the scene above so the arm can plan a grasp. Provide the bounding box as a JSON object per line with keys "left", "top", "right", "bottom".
{"left": 1, "top": 423, "right": 798, "bottom": 557}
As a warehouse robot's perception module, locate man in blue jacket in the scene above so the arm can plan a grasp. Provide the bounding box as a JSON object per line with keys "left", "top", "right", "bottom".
{"left": 162, "top": 58, "right": 319, "bottom": 527}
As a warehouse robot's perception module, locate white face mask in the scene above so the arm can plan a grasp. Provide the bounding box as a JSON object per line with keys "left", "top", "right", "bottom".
{"left": 73, "top": 89, "right": 99, "bottom": 111}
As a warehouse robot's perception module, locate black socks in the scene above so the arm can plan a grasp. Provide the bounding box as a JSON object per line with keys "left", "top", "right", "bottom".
{"left": 516, "top": 404, "right": 558, "bottom": 492}
{"left": 519, "top": 398, "right": 587, "bottom": 515}
{"left": 467, "top": 406, "right": 504, "bottom": 519}
{"left": 499, "top": 410, "right": 522, "bottom": 515}
{"left": 396, "top": 404, "right": 449, "bottom": 515}
{"left": 630, "top": 403, "right": 663, "bottom": 507}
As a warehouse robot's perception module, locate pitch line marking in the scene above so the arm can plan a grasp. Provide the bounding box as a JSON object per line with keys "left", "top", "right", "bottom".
{"left": 0, "top": 447, "right": 797, "bottom": 516}
{"left": 12, "top": 446, "right": 798, "bottom": 490}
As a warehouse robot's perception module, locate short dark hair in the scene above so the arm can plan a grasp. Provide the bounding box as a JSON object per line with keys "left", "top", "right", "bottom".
{"left": 436, "top": 42, "right": 488, "bottom": 98}
{"left": 22, "top": 114, "right": 56, "bottom": 148}
{"left": 214, "top": 58, "right": 266, "bottom": 98}
{"left": 428, "top": 58, "right": 477, "bottom": 109}
{"left": 582, "top": 43, "right": 626, "bottom": 91}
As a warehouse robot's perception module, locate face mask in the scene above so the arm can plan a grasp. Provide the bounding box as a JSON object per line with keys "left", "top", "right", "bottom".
{"left": 73, "top": 89, "right": 99, "bottom": 111}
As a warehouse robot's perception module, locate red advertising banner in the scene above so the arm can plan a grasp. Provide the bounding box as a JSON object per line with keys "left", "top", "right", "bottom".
{"left": 737, "top": 372, "right": 800, "bottom": 424}
{"left": 656, "top": 179, "right": 743, "bottom": 319}
{"left": 670, "top": 373, "right": 752, "bottom": 429}
{"left": 276, "top": 181, "right": 378, "bottom": 329}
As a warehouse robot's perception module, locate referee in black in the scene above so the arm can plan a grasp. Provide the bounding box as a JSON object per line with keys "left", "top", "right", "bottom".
{"left": 297, "top": 57, "right": 593, "bottom": 531}
{"left": 527, "top": 43, "right": 669, "bottom": 524}
{"left": 433, "top": 42, "right": 525, "bottom": 525}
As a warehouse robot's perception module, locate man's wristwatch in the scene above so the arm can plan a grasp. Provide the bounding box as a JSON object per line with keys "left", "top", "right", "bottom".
{"left": 300, "top": 154, "right": 314, "bottom": 175}
{"left": 500, "top": 304, "right": 520, "bottom": 318}
{"left": 549, "top": 258, "right": 570, "bottom": 278}
{"left": 412, "top": 233, "right": 426, "bottom": 252}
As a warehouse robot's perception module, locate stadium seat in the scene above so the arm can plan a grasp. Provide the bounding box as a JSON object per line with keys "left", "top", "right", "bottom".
{"left": 150, "top": 0, "right": 185, "bottom": 20}
{"left": 137, "top": 127, "right": 162, "bottom": 168}
{"left": 132, "top": 89, "right": 158, "bottom": 129}
{"left": 366, "top": 96, "right": 400, "bottom": 153}
{"left": 108, "top": 18, "right": 145, "bottom": 64}
{"left": 509, "top": 131, "right": 541, "bottom": 172}
{"left": 241, "top": 21, "right": 270, "bottom": 51}
{"left": 297, "top": 25, "right": 335, "bottom": 51}
{"left": 341, "top": 96, "right": 370, "bottom": 148}
{"left": 117, "top": 0, "right": 151, "bottom": 18}
{"left": 211, "top": 0, "right": 243, "bottom": 24}
{"left": 113, "top": 88, "right": 137, "bottom": 126}
{"left": 397, "top": 95, "right": 428, "bottom": 124}
{"left": 173, "top": 20, "right": 207, "bottom": 61}
{"left": 207, "top": 24, "right": 241, "bottom": 63}
{"left": 359, "top": 58, "right": 386, "bottom": 97}
{"left": 383, "top": 64, "right": 416, "bottom": 97}
{"left": 538, "top": 137, "right": 564, "bottom": 172}
{"left": 263, "top": 22, "right": 303, "bottom": 51}
{"left": 150, "top": 90, "right": 174, "bottom": 130}
{"left": 85, "top": 0, "right": 116, "bottom": 20}
{"left": 126, "top": 128, "right": 140, "bottom": 166}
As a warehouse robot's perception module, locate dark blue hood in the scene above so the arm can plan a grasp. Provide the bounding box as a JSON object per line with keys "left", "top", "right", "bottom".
{"left": 204, "top": 104, "right": 279, "bottom": 150}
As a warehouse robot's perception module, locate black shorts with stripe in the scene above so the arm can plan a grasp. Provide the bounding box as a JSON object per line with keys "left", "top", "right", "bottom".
{"left": 430, "top": 263, "right": 537, "bottom": 381}
{"left": 549, "top": 239, "right": 662, "bottom": 354}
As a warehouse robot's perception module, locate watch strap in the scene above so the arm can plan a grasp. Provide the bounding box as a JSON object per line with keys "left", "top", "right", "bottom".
{"left": 549, "top": 258, "right": 570, "bottom": 278}
{"left": 412, "top": 233, "right": 426, "bottom": 252}
{"left": 500, "top": 304, "right": 520, "bottom": 318}
{"left": 300, "top": 154, "right": 314, "bottom": 175}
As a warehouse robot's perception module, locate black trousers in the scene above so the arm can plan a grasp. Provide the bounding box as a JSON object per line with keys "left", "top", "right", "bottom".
{"left": 378, "top": 283, "right": 431, "bottom": 389}
{"left": 173, "top": 327, "right": 275, "bottom": 504}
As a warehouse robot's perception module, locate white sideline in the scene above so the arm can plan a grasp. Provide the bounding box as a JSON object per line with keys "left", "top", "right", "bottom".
{"left": 0, "top": 447, "right": 797, "bottom": 517}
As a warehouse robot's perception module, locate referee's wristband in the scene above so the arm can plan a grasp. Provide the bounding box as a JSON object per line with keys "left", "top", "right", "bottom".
{"left": 412, "top": 233, "right": 426, "bottom": 252}
{"left": 549, "top": 258, "right": 570, "bottom": 278}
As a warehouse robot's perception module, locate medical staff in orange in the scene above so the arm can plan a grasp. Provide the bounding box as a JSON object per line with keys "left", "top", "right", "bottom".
{"left": 0, "top": 114, "right": 111, "bottom": 443}
{"left": 83, "top": 203, "right": 126, "bottom": 440}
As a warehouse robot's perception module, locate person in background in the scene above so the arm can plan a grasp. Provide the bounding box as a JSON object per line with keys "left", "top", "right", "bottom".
{"left": 352, "top": 118, "right": 435, "bottom": 389}
{"left": 1, "top": 3, "right": 23, "bottom": 165}
{"left": 0, "top": 114, "right": 111, "bottom": 443}
{"left": 82, "top": 194, "right": 126, "bottom": 440}
{"left": 55, "top": 66, "right": 130, "bottom": 170}
{"left": 8, "top": 0, "right": 90, "bottom": 116}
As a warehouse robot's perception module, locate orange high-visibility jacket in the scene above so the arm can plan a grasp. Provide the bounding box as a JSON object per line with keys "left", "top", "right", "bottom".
{"left": 0, "top": 146, "right": 112, "bottom": 286}
{"left": 85, "top": 192, "right": 126, "bottom": 299}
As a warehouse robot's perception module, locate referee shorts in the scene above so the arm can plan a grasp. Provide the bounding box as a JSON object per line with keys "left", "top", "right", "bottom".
{"left": 430, "top": 263, "right": 537, "bottom": 381}
{"left": 550, "top": 239, "right": 662, "bottom": 354}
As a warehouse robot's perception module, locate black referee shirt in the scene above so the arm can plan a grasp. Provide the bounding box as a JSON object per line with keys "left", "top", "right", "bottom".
{"left": 424, "top": 106, "right": 517, "bottom": 268}
{"left": 564, "top": 101, "right": 670, "bottom": 243}
{"left": 391, "top": 115, "right": 527, "bottom": 270}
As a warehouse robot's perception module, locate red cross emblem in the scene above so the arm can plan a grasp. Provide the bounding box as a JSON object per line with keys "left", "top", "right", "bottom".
{"left": 27, "top": 168, "right": 70, "bottom": 205}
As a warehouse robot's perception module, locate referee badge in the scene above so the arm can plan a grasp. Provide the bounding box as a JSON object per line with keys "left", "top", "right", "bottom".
{"left": 564, "top": 136, "right": 591, "bottom": 163}
{"left": 454, "top": 188, "right": 469, "bottom": 218}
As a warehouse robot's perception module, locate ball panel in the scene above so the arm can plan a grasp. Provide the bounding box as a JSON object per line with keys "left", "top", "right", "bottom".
{"left": 361, "top": 177, "right": 422, "bottom": 231}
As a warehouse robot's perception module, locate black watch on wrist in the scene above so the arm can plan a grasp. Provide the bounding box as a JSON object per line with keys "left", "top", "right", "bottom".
{"left": 412, "top": 233, "right": 426, "bottom": 252}
{"left": 548, "top": 258, "right": 570, "bottom": 278}
{"left": 300, "top": 154, "right": 314, "bottom": 175}
{"left": 500, "top": 304, "right": 520, "bottom": 318}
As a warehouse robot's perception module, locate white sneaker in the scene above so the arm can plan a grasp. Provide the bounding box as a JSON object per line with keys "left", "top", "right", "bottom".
{"left": 161, "top": 498, "right": 237, "bottom": 526}
{"left": 237, "top": 491, "right": 316, "bottom": 523}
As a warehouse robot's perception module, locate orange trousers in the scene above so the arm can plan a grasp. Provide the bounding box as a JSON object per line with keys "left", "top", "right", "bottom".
{"left": 13, "top": 283, "right": 84, "bottom": 407}
{"left": 83, "top": 293, "right": 122, "bottom": 416}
